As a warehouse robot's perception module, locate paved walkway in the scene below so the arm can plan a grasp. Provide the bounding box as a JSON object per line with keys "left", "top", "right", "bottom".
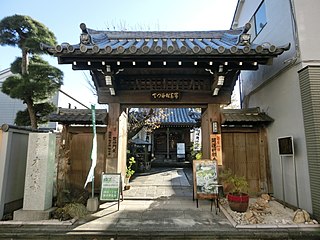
{"left": 1, "top": 167, "right": 320, "bottom": 239}
{"left": 123, "top": 167, "right": 192, "bottom": 199}
{"left": 73, "top": 167, "right": 230, "bottom": 233}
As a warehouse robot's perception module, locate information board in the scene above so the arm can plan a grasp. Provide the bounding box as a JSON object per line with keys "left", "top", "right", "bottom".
{"left": 193, "top": 160, "right": 221, "bottom": 212}
{"left": 177, "top": 142, "right": 185, "bottom": 159}
{"left": 278, "top": 136, "right": 294, "bottom": 156}
{"left": 210, "top": 134, "right": 222, "bottom": 165}
{"left": 100, "top": 173, "right": 122, "bottom": 201}
{"left": 193, "top": 160, "right": 219, "bottom": 196}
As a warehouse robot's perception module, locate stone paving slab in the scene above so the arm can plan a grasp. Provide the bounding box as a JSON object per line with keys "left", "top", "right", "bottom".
{"left": 129, "top": 168, "right": 191, "bottom": 187}
{"left": 124, "top": 167, "right": 192, "bottom": 200}
{"left": 71, "top": 196, "right": 232, "bottom": 233}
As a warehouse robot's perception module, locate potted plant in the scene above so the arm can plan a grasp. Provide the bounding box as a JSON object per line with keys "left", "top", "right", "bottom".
{"left": 221, "top": 169, "right": 249, "bottom": 212}
{"left": 124, "top": 157, "right": 135, "bottom": 189}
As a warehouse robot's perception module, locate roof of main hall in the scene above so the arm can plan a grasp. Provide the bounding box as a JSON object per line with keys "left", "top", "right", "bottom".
{"left": 160, "top": 108, "right": 199, "bottom": 126}
{"left": 42, "top": 23, "right": 290, "bottom": 57}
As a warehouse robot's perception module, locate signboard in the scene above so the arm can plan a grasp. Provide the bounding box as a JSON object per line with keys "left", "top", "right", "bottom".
{"left": 106, "top": 130, "right": 118, "bottom": 158}
{"left": 100, "top": 173, "right": 122, "bottom": 201}
{"left": 193, "top": 160, "right": 221, "bottom": 212}
{"left": 193, "top": 160, "right": 218, "bottom": 197}
{"left": 177, "top": 142, "right": 185, "bottom": 159}
{"left": 210, "top": 134, "right": 222, "bottom": 165}
{"left": 278, "top": 136, "right": 294, "bottom": 156}
{"left": 151, "top": 91, "right": 180, "bottom": 101}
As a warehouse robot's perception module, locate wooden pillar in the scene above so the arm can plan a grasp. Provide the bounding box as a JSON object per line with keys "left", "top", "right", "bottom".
{"left": 105, "top": 103, "right": 120, "bottom": 173}
{"left": 201, "top": 104, "right": 221, "bottom": 160}
{"left": 166, "top": 127, "right": 170, "bottom": 159}
{"left": 151, "top": 133, "right": 155, "bottom": 158}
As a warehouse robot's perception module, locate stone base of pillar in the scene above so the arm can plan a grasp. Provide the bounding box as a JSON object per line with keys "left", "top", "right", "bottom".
{"left": 86, "top": 197, "right": 99, "bottom": 212}
{"left": 13, "top": 207, "right": 56, "bottom": 221}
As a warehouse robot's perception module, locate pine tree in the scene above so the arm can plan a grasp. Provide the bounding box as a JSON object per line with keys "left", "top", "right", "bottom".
{"left": 0, "top": 15, "right": 62, "bottom": 128}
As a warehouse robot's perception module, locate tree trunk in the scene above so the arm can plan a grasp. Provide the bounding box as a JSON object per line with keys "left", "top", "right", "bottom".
{"left": 25, "top": 98, "right": 37, "bottom": 129}
{"left": 21, "top": 48, "right": 29, "bottom": 75}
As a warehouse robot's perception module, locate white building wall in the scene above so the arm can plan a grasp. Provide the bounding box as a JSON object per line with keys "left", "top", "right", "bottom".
{"left": 248, "top": 64, "right": 312, "bottom": 212}
{"left": 293, "top": 0, "right": 320, "bottom": 63}
{"left": 232, "top": 0, "right": 320, "bottom": 213}
{"left": 237, "top": 0, "right": 297, "bottom": 97}
{"left": 0, "top": 69, "right": 26, "bottom": 126}
{"left": 233, "top": 0, "right": 261, "bottom": 29}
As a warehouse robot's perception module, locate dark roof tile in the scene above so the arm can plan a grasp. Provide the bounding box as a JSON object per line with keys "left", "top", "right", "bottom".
{"left": 160, "top": 108, "right": 198, "bottom": 126}
{"left": 221, "top": 108, "right": 273, "bottom": 125}
{"left": 42, "top": 23, "right": 290, "bottom": 57}
{"left": 49, "top": 108, "right": 107, "bottom": 125}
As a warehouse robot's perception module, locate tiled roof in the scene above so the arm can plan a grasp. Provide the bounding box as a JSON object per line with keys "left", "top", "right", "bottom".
{"left": 48, "top": 107, "right": 271, "bottom": 126}
{"left": 221, "top": 108, "right": 273, "bottom": 125}
{"left": 42, "top": 23, "right": 290, "bottom": 57}
{"left": 160, "top": 108, "right": 199, "bottom": 126}
{"left": 49, "top": 108, "right": 107, "bottom": 125}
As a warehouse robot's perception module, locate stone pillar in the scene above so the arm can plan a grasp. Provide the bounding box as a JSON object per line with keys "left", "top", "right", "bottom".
{"left": 14, "top": 133, "right": 56, "bottom": 221}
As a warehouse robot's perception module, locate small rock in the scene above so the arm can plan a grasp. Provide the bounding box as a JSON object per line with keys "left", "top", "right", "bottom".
{"left": 256, "top": 198, "right": 269, "bottom": 208}
{"left": 249, "top": 218, "right": 258, "bottom": 224}
{"left": 261, "top": 193, "right": 271, "bottom": 201}
{"left": 293, "top": 210, "right": 306, "bottom": 223}
{"left": 302, "top": 210, "right": 311, "bottom": 222}
{"left": 245, "top": 211, "right": 253, "bottom": 220}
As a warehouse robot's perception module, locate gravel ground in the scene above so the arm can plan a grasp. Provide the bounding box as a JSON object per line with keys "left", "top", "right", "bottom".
{"left": 220, "top": 197, "right": 319, "bottom": 226}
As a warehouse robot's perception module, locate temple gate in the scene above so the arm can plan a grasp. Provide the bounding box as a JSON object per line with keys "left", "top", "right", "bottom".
{"left": 43, "top": 22, "right": 289, "bottom": 180}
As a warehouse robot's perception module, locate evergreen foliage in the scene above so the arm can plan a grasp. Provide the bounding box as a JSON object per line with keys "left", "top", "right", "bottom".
{"left": 0, "top": 15, "right": 62, "bottom": 128}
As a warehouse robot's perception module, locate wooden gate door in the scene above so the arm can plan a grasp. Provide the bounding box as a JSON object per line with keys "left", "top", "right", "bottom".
{"left": 68, "top": 128, "right": 106, "bottom": 190}
{"left": 222, "top": 129, "right": 268, "bottom": 195}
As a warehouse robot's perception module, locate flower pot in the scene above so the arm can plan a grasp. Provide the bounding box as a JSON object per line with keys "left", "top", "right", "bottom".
{"left": 124, "top": 176, "right": 130, "bottom": 185}
{"left": 227, "top": 193, "right": 249, "bottom": 212}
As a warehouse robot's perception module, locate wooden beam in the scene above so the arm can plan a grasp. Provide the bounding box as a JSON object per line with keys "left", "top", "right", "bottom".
{"left": 97, "top": 88, "right": 231, "bottom": 105}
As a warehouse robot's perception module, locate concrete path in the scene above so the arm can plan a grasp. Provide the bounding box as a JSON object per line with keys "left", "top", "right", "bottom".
{"left": 72, "top": 168, "right": 231, "bottom": 233}
{"left": 123, "top": 167, "right": 192, "bottom": 199}
{"left": 1, "top": 167, "right": 320, "bottom": 239}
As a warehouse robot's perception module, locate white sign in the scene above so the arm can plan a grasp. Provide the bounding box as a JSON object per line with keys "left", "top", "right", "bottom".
{"left": 177, "top": 143, "right": 185, "bottom": 155}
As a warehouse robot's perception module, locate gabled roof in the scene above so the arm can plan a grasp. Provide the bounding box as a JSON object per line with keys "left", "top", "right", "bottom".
{"left": 41, "top": 23, "right": 290, "bottom": 105}
{"left": 160, "top": 108, "right": 199, "bottom": 127}
{"left": 49, "top": 108, "right": 107, "bottom": 125}
{"left": 221, "top": 107, "right": 273, "bottom": 125}
{"left": 42, "top": 22, "right": 289, "bottom": 62}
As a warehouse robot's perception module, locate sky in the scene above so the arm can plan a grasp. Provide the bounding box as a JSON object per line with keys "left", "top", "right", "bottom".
{"left": 0, "top": 0, "right": 238, "bottom": 109}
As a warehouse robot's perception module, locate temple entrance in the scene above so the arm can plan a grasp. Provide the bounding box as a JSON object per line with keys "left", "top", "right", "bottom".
{"left": 47, "top": 22, "right": 288, "bottom": 196}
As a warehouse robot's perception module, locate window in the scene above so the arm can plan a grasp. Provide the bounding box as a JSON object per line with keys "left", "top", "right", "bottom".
{"left": 248, "top": 1, "right": 267, "bottom": 40}
{"left": 255, "top": 1, "right": 267, "bottom": 35}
